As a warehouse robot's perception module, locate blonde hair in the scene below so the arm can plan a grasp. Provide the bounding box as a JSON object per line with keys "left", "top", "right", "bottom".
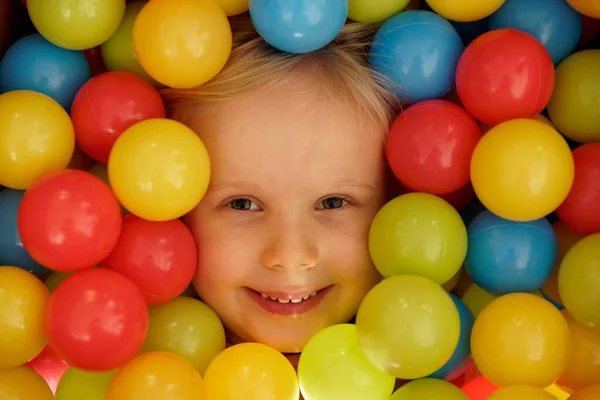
{"left": 160, "top": 15, "right": 402, "bottom": 135}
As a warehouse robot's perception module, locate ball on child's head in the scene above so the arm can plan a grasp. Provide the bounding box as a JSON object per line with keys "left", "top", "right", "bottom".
{"left": 249, "top": 0, "right": 348, "bottom": 54}
{"left": 370, "top": 10, "right": 464, "bottom": 104}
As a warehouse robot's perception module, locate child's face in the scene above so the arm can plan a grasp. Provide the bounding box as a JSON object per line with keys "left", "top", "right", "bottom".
{"left": 184, "top": 72, "right": 387, "bottom": 353}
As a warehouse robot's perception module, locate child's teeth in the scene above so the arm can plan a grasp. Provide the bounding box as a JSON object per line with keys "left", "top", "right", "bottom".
{"left": 261, "top": 293, "right": 269, "bottom": 298}
{"left": 269, "top": 296, "right": 277, "bottom": 300}
{"left": 277, "top": 298, "right": 290, "bottom": 304}
{"left": 291, "top": 298, "right": 303, "bottom": 303}
{"left": 302, "top": 295, "right": 310, "bottom": 300}
{"left": 259, "top": 290, "right": 321, "bottom": 303}
{"left": 310, "top": 291, "right": 317, "bottom": 297}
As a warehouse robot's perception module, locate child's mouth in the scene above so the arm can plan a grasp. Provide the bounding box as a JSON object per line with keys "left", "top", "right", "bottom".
{"left": 244, "top": 285, "right": 333, "bottom": 316}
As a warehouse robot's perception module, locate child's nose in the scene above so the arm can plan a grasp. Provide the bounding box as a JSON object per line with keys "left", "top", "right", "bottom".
{"left": 259, "top": 217, "right": 319, "bottom": 271}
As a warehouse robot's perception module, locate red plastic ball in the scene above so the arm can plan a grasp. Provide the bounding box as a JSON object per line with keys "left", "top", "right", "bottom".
{"left": 82, "top": 46, "right": 107, "bottom": 77}
{"left": 25, "top": 346, "right": 68, "bottom": 394}
{"left": 102, "top": 214, "right": 198, "bottom": 305}
{"left": 44, "top": 268, "right": 148, "bottom": 372}
{"left": 18, "top": 169, "right": 122, "bottom": 272}
{"left": 71, "top": 71, "right": 165, "bottom": 164}
{"left": 456, "top": 28, "right": 555, "bottom": 126}
{"left": 462, "top": 376, "right": 498, "bottom": 400}
{"left": 556, "top": 143, "right": 600, "bottom": 236}
{"left": 386, "top": 100, "right": 482, "bottom": 195}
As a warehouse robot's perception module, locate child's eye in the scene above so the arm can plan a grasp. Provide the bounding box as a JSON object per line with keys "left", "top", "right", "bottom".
{"left": 228, "top": 198, "right": 260, "bottom": 211}
{"left": 316, "top": 197, "right": 349, "bottom": 210}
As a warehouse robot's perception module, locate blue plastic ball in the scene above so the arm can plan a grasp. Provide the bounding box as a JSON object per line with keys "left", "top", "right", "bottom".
{"left": 488, "top": 0, "right": 582, "bottom": 65}
{"left": 249, "top": 0, "right": 348, "bottom": 54}
{"left": 369, "top": 10, "right": 464, "bottom": 105}
{"left": 465, "top": 210, "right": 558, "bottom": 296}
{"left": 428, "top": 294, "right": 475, "bottom": 380}
{"left": 0, "top": 33, "right": 91, "bottom": 110}
{"left": 0, "top": 189, "right": 50, "bottom": 276}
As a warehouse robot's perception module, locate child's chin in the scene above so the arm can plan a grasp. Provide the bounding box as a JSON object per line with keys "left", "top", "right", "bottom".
{"left": 241, "top": 326, "right": 321, "bottom": 354}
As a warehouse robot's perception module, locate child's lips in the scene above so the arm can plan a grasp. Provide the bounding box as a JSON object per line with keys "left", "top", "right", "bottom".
{"left": 243, "top": 285, "right": 333, "bottom": 316}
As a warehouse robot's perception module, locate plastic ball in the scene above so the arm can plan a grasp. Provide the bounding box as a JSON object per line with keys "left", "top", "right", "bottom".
{"left": 470, "top": 118, "right": 574, "bottom": 222}
{"left": 0, "top": 34, "right": 91, "bottom": 110}
{"left": 83, "top": 46, "right": 107, "bottom": 77}
{"left": 25, "top": 346, "right": 69, "bottom": 394}
{"left": 142, "top": 297, "right": 226, "bottom": 375}
{"left": 487, "top": 385, "right": 557, "bottom": 400}
{"left": 567, "top": 0, "right": 600, "bottom": 19}
{"left": 386, "top": 100, "right": 481, "bottom": 195}
{"left": 569, "top": 385, "right": 600, "bottom": 400}
{"left": 213, "top": 0, "right": 249, "bottom": 16}
{"left": 133, "top": 0, "right": 232, "bottom": 88}
{"left": 425, "top": 0, "right": 505, "bottom": 22}
{"left": 556, "top": 144, "right": 600, "bottom": 236}
{"left": 0, "top": 189, "right": 49, "bottom": 276}
{"left": 18, "top": 170, "right": 122, "bottom": 272}
{"left": 27, "top": 0, "right": 125, "bottom": 50}
{"left": 456, "top": 29, "right": 554, "bottom": 126}
{"left": 547, "top": 50, "right": 600, "bottom": 144}
{"left": 249, "top": 0, "right": 347, "bottom": 54}
{"left": 369, "top": 193, "right": 467, "bottom": 284}
{"left": 370, "top": 10, "right": 464, "bottom": 104}
{"left": 462, "top": 376, "right": 498, "bottom": 399}
{"left": 471, "top": 293, "right": 571, "bottom": 387}
{"left": 107, "top": 352, "right": 204, "bottom": 400}
{"left": 356, "top": 275, "right": 460, "bottom": 380}
{"left": 348, "top": 0, "right": 411, "bottom": 23}
{"left": 390, "top": 378, "right": 468, "bottom": 400}
{"left": 428, "top": 295, "right": 475, "bottom": 380}
{"left": 100, "top": 1, "right": 159, "bottom": 86}
{"left": 298, "top": 324, "right": 396, "bottom": 400}
{"left": 108, "top": 119, "right": 211, "bottom": 221}
{"left": 102, "top": 214, "right": 197, "bottom": 305}
{"left": 44, "top": 268, "right": 148, "bottom": 371}
{"left": 465, "top": 210, "right": 557, "bottom": 295}
{"left": 0, "top": 90, "right": 74, "bottom": 190}
{"left": 0, "top": 267, "right": 49, "bottom": 368}
{"left": 558, "top": 233, "right": 600, "bottom": 328}
{"left": 71, "top": 71, "right": 165, "bottom": 164}
{"left": 488, "top": 0, "right": 582, "bottom": 65}
{"left": 557, "top": 310, "right": 600, "bottom": 392}
{"left": 0, "top": 367, "right": 54, "bottom": 400}
{"left": 462, "top": 283, "right": 498, "bottom": 317}
{"left": 55, "top": 368, "right": 116, "bottom": 400}
{"left": 203, "top": 343, "right": 299, "bottom": 400}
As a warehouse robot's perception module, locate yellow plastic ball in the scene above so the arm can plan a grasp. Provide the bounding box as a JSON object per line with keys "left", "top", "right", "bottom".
{"left": 55, "top": 368, "right": 116, "bottom": 400}
{"left": 390, "top": 378, "right": 468, "bottom": 400}
{"left": 142, "top": 297, "right": 226, "bottom": 376}
{"left": 0, "top": 366, "right": 54, "bottom": 400}
{"left": 356, "top": 275, "right": 460, "bottom": 380}
{"left": 348, "top": 0, "right": 411, "bottom": 23}
{"left": 470, "top": 118, "right": 574, "bottom": 222}
{"left": 486, "top": 385, "right": 557, "bottom": 400}
{"left": 298, "top": 324, "right": 396, "bottom": 400}
{"left": 203, "top": 342, "right": 299, "bottom": 400}
{"left": 569, "top": 384, "right": 600, "bottom": 400}
{"left": 101, "top": 1, "right": 160, "bottom": 87}
{"left": 547, "top": 50, "right": 600, "bottom": 144}
{"left": 559, "top": 233, "right": 600, "bottom": 328}
{"left": 544, "top": 383, "right": 570, "bottom": 400}
{"left": 425, "top": 0, "right": 506, "bottom": 22}
{"left": 27, "top": 0, "right": 125, "bottom": 50}
{"left": 107, "top": 352, "right": 204, "bottom": 400}
{"left": 471, "top": 293, "right": 571, "bottom": 387}
{"left": 213, "top": 0, "right": 249, "bottom": 16}
{"left": 567, "top": 0, "right": 600, "bottom": 19}
{"left": 133, "top": 0, "right": 232, "bottom": 88}
{"left": 557, "top": 310, "right": 600, "bottom": 392}
{"left": 0, "top": 266, "right": 49, "bottom": 368}
{"left": 461, "top": 283, "right": 498, "bottom": 317}
{"left": 369, "top": 193, "right": 467, "bottom": 285}
{"left": 0, "top": 90, "right": 74, "bottom": 190}
{"left": 108, "top": 119, "right": 211, "bottom": 221}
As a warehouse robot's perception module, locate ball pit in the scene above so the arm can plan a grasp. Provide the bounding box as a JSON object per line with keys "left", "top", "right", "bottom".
{"left": 1, "top": 1, "right": 600, "bottom": 399}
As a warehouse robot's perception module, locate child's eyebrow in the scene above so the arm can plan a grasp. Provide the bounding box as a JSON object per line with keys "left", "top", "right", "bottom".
{"left": 333, "top": 180, "right": 375, "bottom": 192}
{"left": 208, "top": 180, "right": 374, "bottom": 193}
